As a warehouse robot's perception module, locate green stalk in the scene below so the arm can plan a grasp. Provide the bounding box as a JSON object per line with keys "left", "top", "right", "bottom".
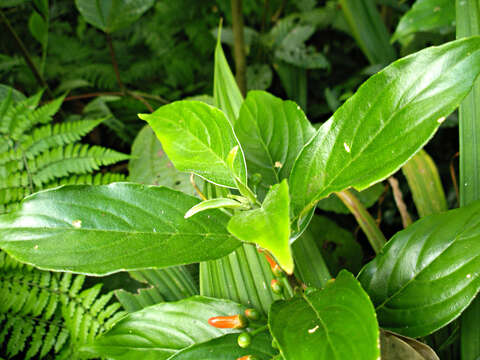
{"left": 336, "top": 189, "right": 386, "bottom": 254}
{"left": 231, "top": 0, "right": 247, "bottom": 96}
{"left": 457, "top": 1, "right": 480, "bottom": 359}
{"left": 339, "top": 0, "right": 396, "bottom": 64}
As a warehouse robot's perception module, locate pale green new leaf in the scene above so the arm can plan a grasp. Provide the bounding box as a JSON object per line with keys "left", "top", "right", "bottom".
{"left": 82, "top": 296, "right": 246, "bottom": 360}
{"left": 75, "top": 0, "right": 155, "bottom": 33}
{"left": 235, "top": 91, "right": 315, "bottom": 190}
{"left": 0, "top": 183, "right": 240, "bottom": 275}
{"left": 269, "top": 271, "right": 379, "bottom": 360}
{"left": 140, "top": 101, "right": 247, "bottom": 188}
{"left": 228, "top": 180, "right": 293, "bottom": 274}
{"left": 185, "top": 198, "right": 248, "bottom": 219}
{"left": 358, "top": 199, "right": 480, "bottom": 337}
{"left": 290, "top": 37, "right": 480, "bottom": 220}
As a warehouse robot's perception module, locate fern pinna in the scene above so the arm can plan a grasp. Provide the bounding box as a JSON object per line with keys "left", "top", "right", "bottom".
{"left": 0, "top": 89, "right": 128, "bottom": 358}
{"left": 0, "top": 90, "right": 129, "bottom": 213}
{"left": 0, "top": 252, "right": 126, "bottom": 359}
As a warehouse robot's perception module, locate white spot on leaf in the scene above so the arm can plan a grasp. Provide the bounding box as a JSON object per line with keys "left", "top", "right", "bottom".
{"left": 308, "top": 325, "right": 319, "bottom": 334}
{"left": 344, "top": 142, "right": 351, "bottom": 153}
{"left": 34, "top": 245, "right": 39, "bottom": 250}
{"left": 467, "top": 274, "right": 472, "bottom": 278}
{"left": 72, "top": 220, "right": 82, "bottom": 228}
{"left": 274, "top": 161, "right": 283, "bottom": 168}
{"left": 437, "top": 117, "right": 446, "bottom": 124}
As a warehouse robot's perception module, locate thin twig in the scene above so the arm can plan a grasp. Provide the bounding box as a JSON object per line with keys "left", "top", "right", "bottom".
{"left": 190, "top": 173, "right": 207, "bottom": 201}
{"left": 0, "top": 9, "right": 54, "bottom": 99}
{"left": 106, "top": 33, "right": 125, "bottom": 92}
{"left": 388, "top": 176, "right": 412, "bottom": 228}
{"left": 64, "top": 92, "right": 124, "bottom": 102}
{"left": 127, "top": 90, "right": 153, "bottom": 112}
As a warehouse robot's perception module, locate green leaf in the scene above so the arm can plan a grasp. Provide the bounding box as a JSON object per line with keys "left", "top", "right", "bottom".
{"left": 228, "top": 180, "right": 293, "bottom": 274}
{"left": 74, "top": 0, "right": 154, "bottom": 33}
{"left": 317, "top": 183, "right": 384, "bottom": 214}
{"left": 82, "top": 296, "right": 246, "bottom": 360}
{"left": 358, "top": 199, "right": 480, "bottom": 337}
{"left": 235, "top": 91, "right": 315, "bottom": 190}
{"left": 185, "top": 198, "right": 248, "bottom": 219}
{"left": 0, "top": 183, "right": 240, "bottom": 275}
{"left": 269, "top": 270, "right": 379, "bottom": 360}
{"left": 128, "top": 125, "right": 197, "bottom": 196}
{"left": 392, "top": 0, "right": 455, "bottom": 43}
{"left": 169, "top": 332, "right": 277, "bottom": 360}
{"left": 140, "top": 101, "right": 247, "bottom": 189}
{"left": 401, "top": 150, "right": 447, "bottom": 217}
{"left": 290, "top": 37, "right": 480, "bottom": 220}
{"left": 214, "top": 28, "right": 243, "bottom": 124}
{"left": 28, "top": 11, "right": 48, "bottom": 47}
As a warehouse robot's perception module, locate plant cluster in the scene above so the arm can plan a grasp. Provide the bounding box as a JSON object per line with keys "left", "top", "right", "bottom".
{"left": 0, "top": 0, "right": 479, "bottom": 359}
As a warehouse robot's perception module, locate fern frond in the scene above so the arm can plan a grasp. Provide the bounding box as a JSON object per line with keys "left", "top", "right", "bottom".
{"left": 0, "top": 252, "right": 126, "bottom": 359}
{"left": 10, "top": 95, "right": 65, "bottom": 141}
{"left": 0, "top": 91, "right": 43, "bottom": 135}
{"left": 26, "top": 144, "right": 129, "bottom": 186}
{"left": 23, "top": 118, "right": 104, "bottom": 159}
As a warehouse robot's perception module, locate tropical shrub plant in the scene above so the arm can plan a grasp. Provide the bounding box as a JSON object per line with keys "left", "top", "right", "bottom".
{"left": 0, "top": 23, "right": 480, "bottom": 359}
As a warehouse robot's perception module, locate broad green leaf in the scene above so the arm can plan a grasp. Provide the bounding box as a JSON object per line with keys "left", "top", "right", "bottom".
{"left": 269, "top": 270, "right": 379, "bottom": 360}
{"left": 185, "top": 198, "right": 248, "bottom": 219}
{"left": 116, "top": 267, "right": 198, "bottom": 312}
{"left": 402, "top": 150, "right": 447, "bottom": 217}
{"left": 358, "top": 199, "right": 480, "bottom": 337}
{"left": 74, "top": 0, "right": 154, "bottom": 33}
{"left": 214, "top": 30, "right": 243, "bottom": 124}
{"left": 0, "top": 84, "right": 25, "bottom": 103}
{"left": 235, "top": 91, "right": 315, "bottom": 191}
{"left": 82, "top": 296, "right": 246, "bottom": 360}
{"left": 392, "top": 0, "right": 455, "bottom": 43}
{"left": 140, "top": 101, "right": 247, "bottom": 188}
{"left": 317, "top": 183, "right": 384, "bottom": 214}
{"left": 290, "top": 37, "right": 480, "bottom": 220}
{"left": 28, "top": 11, "right": 48, "bottom": 47}
{"left": 128, "top": 125, "right": 196, "bottom": 196}
{"left": 0, "top": 183, "right": 240, "bottom": 275}
{"left": 169, "top": 332, "right": 277, "bottom": 360}
{"left": 380, "top": 330, "right": 440, "bottom": 360}
{"left": 228, "top": 180, "right": 293, "bottom": 274}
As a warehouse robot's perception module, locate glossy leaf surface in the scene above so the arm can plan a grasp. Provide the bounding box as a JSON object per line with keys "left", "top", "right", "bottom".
{"left": 75, "top": 0, "right": 154, "bottom": 33}
{"left": 169, "top": 332, "right": 276, "bottom": 360}
{"left": 228, "top": 180, "right": 293, "bottom": 274}
{"left": 359, "top": 200, "right": 480, "bottom": 337}
{"left": 269, "top": 271, "right": 379, "bottom": 360}
{"left": 235, "top": 91, "right": 315, "bottom": 190}
{"left": 83, "top": 296, "right": 246, "bottom": 360}
{"left": 392, "top": 0, "right": 455, "bottom": 43}
{"left": 0, "top": 183, "right": 240, "bottom": 275}
{"left": 140, "top": 101, "right": 247, "bottom": 188}
{"left": 290, "top": 37, "right": 480, "bottom": 219}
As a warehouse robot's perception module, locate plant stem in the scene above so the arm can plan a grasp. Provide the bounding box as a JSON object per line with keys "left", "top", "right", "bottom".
{"left": 457, "top": 1, "right": 480, "bottom": 359}
{"left": 336, "top": 189, "right": 386, "bottom": 254}
{"left": 0, "top": 9, "right": 53, "bottom": 99}
{"left": 106, "top": 33, "right": 125, "bottom": 92}
{"left": 230, "top": 0, "right": 247, "bottom": 96}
